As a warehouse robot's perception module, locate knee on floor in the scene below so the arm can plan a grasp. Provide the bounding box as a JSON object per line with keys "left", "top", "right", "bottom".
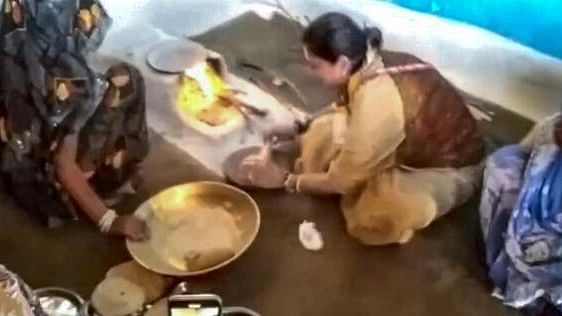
{"left": 345, "top": 213, "right": 415, "bottom": 246}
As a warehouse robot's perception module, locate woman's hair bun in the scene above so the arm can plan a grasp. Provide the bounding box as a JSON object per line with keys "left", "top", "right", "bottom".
{"left": 364, "top": 26, "right": 383, "bottom": 50}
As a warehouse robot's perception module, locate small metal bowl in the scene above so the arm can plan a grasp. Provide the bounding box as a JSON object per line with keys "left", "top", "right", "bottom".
{"left": 34, "top": 287, "right": 85, "bottom": 316}
{"left": 127, "top": 181, "right": 261, "bottom": 276}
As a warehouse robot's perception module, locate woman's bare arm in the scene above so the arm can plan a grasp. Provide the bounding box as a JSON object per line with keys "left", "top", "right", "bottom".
{"left": 54, "top": 134, "right": 107, "bottom": 222}
{"left": 54, "top": 134, "right": 148, "bottom": 240}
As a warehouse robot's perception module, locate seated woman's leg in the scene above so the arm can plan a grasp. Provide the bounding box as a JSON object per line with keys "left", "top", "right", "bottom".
{"left": 342, "top": 164, "right": 482, "bottom": 246}
{"left": 341, "top": 170, "right": 437, "bottom": 245}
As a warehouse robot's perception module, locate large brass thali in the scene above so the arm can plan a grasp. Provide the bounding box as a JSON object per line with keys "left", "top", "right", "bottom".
{"left": 127, "top": 182, "right": 260, "bottom": 276}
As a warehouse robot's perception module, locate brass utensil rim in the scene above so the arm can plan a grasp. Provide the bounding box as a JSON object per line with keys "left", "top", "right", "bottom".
{"left": 126, "top": 181, "right": 261, "bottom": 276}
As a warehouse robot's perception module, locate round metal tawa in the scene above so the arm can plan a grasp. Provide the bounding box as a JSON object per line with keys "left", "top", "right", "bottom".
{"left": 35, "top": 287, "right": 85, "bottom": 316}
{"left": 127, "top": 182, "right": 260, "bottom": 276}
{"left": 223, "top": 147, "right": 288, "bottom": 190}
{"left": 146, "top": 39, "right": 208, "bottom": 74}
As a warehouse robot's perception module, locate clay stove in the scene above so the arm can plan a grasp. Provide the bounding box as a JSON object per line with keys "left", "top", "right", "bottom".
{"left": 146, "top": 40, "right": 273, "bottom": 140}
{"left": 139, "top": 38, "right": 301, "bottom": 173}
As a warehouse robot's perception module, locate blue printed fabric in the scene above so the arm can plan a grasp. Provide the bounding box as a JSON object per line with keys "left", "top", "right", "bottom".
{"left": 481, "top": 141, "right": 562, "bottom": 311}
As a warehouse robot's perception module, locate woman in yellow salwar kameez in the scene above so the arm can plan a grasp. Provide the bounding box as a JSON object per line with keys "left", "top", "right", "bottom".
{"left": 246, "top": 13, "right": 486, "bottom": 246}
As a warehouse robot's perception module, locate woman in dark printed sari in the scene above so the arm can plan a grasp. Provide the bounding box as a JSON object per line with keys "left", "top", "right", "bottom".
{"left": 51, "top": 62, "right": 150, "bottom": 241}
{"left": 0, "top": 0, "right": 150, "bottom": 240}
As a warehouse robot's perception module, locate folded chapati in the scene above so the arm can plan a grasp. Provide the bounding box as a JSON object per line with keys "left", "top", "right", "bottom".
{"left": 106, "top": 261, "right": 173, "bottom": 303}
{"left": 91, "top": 277, "right": 145, "bottom": 316}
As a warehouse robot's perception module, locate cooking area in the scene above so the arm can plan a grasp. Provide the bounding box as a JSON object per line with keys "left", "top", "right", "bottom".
{"left": 146, "top": 39, "right": 260, "bottom": 140}
{"left": 2, "top": 0, "right": 561, "bottom": 315}
{"left": 93, "top": 31, "right": 307, "bottom": 174}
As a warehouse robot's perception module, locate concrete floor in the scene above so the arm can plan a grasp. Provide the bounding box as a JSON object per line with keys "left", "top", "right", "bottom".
{"left": 0, "top": 131, "right": 526, "bottom": 316}
{"left": 0, "top": 7, "right": 541, "bottom": 316}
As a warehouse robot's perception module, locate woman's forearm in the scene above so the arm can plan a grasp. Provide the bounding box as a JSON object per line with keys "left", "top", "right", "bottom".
{"left": 296, "top": 172, "right": 347, "bottom": 195}
{"left": 54, "top": 134, "right": 108, "bottom": 224}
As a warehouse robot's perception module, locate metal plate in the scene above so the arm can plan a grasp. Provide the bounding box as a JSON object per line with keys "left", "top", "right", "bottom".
{"left": 223, "top": 147, "right": 263, "bottom": 189}
{"left": 127, "top": 182, "right": 260, "bottom": 276}
{"left": 146, "top": 39, "right": 208, "bottom": 74}
{"left": 223, "top": 147, "right": 289, "bottom": 190}
{"left": 35, "top": 287, "right": 84, "bottom": 316}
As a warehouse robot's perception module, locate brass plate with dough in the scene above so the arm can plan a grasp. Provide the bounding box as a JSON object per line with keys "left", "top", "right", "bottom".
{"left": 127, "top": 182, "right": 260, "bottom": 276}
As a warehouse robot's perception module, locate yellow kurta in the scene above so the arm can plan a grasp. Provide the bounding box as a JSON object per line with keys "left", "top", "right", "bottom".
{"left": 299, "top": 56, "right": 483, "bottom": 245}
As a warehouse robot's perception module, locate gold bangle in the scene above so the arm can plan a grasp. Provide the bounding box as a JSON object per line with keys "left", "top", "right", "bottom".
{"left": 295, "top": 175, "right": 302, "bottom": 193}
{"left": 284, "top": 174, "right": 298, "bottom": 193}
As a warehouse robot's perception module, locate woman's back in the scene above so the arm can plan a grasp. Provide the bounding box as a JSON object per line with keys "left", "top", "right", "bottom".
{"left": 358, "top": 50, "right": 485, "bottom": 169}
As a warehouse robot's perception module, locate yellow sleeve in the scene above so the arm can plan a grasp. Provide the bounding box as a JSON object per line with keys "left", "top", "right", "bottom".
{"left": 327, "top": 75, "right": 406, "bottom": 192}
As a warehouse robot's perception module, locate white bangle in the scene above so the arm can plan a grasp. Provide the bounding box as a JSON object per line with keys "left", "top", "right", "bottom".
{"left": 98, "top": 209, "right": 117, "bottom": 233}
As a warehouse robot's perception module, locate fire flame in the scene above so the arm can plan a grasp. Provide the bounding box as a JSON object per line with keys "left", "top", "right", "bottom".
{"left": 177, "top": 62, "right": 241, "bottom": 127}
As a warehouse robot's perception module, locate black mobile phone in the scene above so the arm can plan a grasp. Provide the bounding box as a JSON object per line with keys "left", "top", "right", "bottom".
{"left": 168, "top": 294, "right": 223, "bottom": 316}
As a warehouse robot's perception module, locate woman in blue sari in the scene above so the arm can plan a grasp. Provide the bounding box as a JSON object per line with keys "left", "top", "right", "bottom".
{"left": 481, "top": 114, "right": 562, "bottom": 313}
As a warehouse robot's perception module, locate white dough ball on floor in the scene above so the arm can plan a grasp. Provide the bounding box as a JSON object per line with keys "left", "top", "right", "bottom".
{"left": 299, "top": 221, "right": 324, "bottom": 252}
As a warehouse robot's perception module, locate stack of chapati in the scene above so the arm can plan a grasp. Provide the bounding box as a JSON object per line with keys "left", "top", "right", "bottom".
{"left": 91, "top": 261, "right": 173, "bottom": 316}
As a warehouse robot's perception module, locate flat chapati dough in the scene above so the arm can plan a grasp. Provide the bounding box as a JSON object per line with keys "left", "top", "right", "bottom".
{"left": 91, "top": 277, "right": 145, "bottom": 316}
{"left": 152, "top": 206, "right": 241, "bottom": 271}
{"left": 106, "top": 261, "right": 173, "bottom": 303}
